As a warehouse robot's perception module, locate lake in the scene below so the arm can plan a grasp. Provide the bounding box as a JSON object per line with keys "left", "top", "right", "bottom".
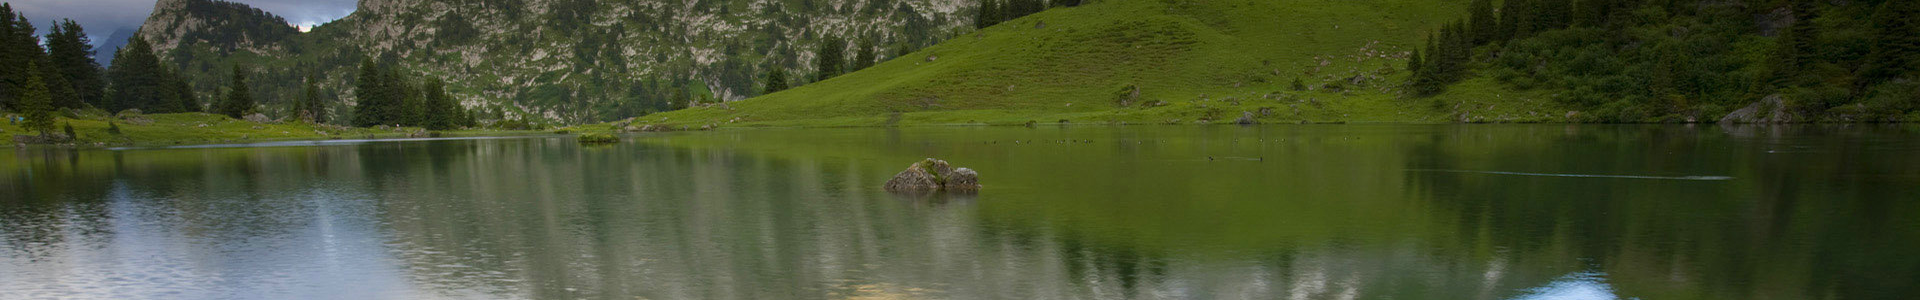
{"left": 3, "top": 125, "right": 1917, "bottom": 299}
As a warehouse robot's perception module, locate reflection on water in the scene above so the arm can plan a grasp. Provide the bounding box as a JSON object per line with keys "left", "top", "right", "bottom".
{"left": 2, "top": 125, "right": 1917, "bottom": 299}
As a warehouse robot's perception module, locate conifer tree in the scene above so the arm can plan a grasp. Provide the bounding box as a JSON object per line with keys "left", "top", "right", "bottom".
{"left": 763, "top": 66, "right": 789, "bottom": 94}
{"left": 1497, "top": 0, "right": 1531, "bottom": 41}
{"left": 422, "top": 78, "right": 462, "bottom": 130}
{"left": 976, "top": 0, "right": 1002, "bottom": 29}
{"left": 217, "top": 66, "right": 255, "bottom": 118}
{"left": 814, "top": 36, "right": 846, "bottom": 82}
{"left": 301, "top": 74, "right": 325, "bottom": 123}
{"left": 105, "top": 37, "right": 168, "bottom": 113}
{"left": 1468, "top": 0, "right": 1496, "bottom": 45}
{"left": 353, "top": 60, "right": 393, "bottom": 127}
{"left": 853, "top": 37, "right": 877, "bottom": 71}
{"left": 1862, "top": 0, "right": 1920, "bottom": 82}
{"left": 19, "top": 63, "right": 54, "bottom": 137}
{"left": 46, "top": 20, "right": 103, "bottom": 108}
{"left": 1, "top": 5, "right": 48, "bottom": 110}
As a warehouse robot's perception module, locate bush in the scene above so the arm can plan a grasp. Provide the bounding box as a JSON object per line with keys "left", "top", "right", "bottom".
{"left": 576, "top": 133, "right": 619, "bottom": 145}
{"left": 108, "top": 122, "right": 121, "bottom": 135}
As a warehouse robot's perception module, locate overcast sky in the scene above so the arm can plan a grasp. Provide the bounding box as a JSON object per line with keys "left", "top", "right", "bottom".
{"left": 11, "top": 0, "right": 358, "bottom": 45}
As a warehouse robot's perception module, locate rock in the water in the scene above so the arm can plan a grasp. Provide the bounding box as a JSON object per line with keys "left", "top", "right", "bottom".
{"left": 1720, "top": 94, "right": 1797, "bottom": 124}
{"left": 945, "top": 168, "right": 980, "bottom": 190}
{"left": 884, "top": 158, "right": 980, "bottom": 192}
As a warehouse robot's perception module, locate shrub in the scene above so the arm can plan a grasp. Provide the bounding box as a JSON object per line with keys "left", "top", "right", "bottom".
{"left": 576, "top": 133, "right": 619, "bottom": 145}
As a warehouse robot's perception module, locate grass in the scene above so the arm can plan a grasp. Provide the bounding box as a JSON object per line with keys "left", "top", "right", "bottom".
{"left": 0, "top": 112, "right": 541, "bottom": 148}
{"left": 603, "top": 0, "right": 1565, "bottom": 130}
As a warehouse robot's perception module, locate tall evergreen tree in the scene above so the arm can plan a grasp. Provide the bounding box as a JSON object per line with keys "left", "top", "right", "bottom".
{"left": 1, "top": 4, "right": 48, "bottom": 110}
{"left": 352, "top": 59, "right": 394, "bottom": 127}
{"left": 1497, "top": 0, "right": 1531, "bottom": 41}
{"left": 422, "top": 78, "right": 462, "bottom": 130}
{"left": 217, "top": 66, "right": 255, "bottom": 118}
{"left": 853, "top": 37, "right": 877, "bottom": 71}
{"left": 18, "top": 63, "right": 54, "bottom": 137}
{"left": 976, "top": 0, "right": 1002, "bottom": 29}
{"left": 1468, "top": 0, "right": 1496, "bottom": 45}
{"left": 815, "top": 36, "right": 846, "bottom": 82}
{"left": 105, "top": 37, "right": 170, "bottom": 113}
{"left": 46, "top": 19, "right": 103, "bottom": 108}
{"left": 763, "top": 66, "right": 789, "bottom": 94}
{"left": 301, "top": 74, "right": 325, "bottom": 123}
{"left": 1862, "top": 0, "right": 1918, "bottom": 82}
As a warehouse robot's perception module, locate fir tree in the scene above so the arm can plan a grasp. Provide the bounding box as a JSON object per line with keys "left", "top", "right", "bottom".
{"left": 104, "top": 37, "right": 168, "bottom": 113}
{"left": 46, "top": 19, "right": 103, "bottom": 108}
{"left": 815, "top": 35, "right": 846, "bottom": 82}
{"left": 1497, "top": 0, "right": 1531, "bottom": 41}
{"left": 763, "top": 66, "right": 789, "bottom": 94}
{"left": 301, "top": 74, "right": 325, "bottom": 123}
{"left": 1862, "top": 0, "right": 1917, "bottom": 82}
{"left": 1468, "top": 0, "right": 1496, "bottom": 45}
{"left": 217, "top": 66, "right": 255, "bottom": 118}
{"left": 853, "top": 37, "right": 877, "bottom": 71}
{"left": 976, "top": 0, "right": 1002, "bottom": 29}
{"left": 18, "top": 63, "right": 54, "bottom": 137}
{"left": 422, "top": 78, "right": 462, "bottom": 130}
{"left": 1, "top": 4, "right": 48, "bottom": 110}
{"left": 353, "top": 59, "right": 393, "bottom": 127}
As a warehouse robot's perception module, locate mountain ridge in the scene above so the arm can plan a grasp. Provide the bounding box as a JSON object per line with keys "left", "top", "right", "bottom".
{"left": 134, "top": 0, "right": 973, "bottom": 124}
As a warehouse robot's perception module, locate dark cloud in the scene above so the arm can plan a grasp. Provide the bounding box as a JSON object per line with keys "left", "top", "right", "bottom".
{"left": 12, "top": 0, "right": 358, "bottom": 45}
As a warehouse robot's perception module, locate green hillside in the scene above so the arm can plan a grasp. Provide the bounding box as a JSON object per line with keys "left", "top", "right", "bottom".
{"left": 629, "top": 0, "right": 1564, "bottom": 128}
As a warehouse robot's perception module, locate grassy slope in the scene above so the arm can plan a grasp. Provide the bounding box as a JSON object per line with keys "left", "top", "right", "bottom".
{"left": 626, "top": 0, "right": 1566, "bottom": 128}
{"left": 0, "top": 113, "right": 533, "bottom": 148}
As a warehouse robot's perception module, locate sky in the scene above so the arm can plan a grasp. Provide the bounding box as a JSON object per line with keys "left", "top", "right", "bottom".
{"left": 10, "top": 0, "right": 359, "bottom": 45}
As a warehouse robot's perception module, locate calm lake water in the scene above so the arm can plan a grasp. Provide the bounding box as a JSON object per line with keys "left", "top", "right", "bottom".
{"left": 3, "top": 125, "right": 1917, "bottom": 300}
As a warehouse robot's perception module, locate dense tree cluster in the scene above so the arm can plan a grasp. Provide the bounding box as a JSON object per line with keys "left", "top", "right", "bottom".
{"left": 975, "top": 0, "right": 1059, "bottom": 29}
{"left": 351, "top": 59, "right": 475, "bottom": 130}
{"left": 1, "top": 4, "right": 80, "bottom": 112}
{"left": 815, "top": 35, "right": 847, "bottom": 82}
{"left": 105, "top": 37, "right": 200, "bottom": 113}
{"left": 1412, "top": 0, "right": 1920, "bottom": 122}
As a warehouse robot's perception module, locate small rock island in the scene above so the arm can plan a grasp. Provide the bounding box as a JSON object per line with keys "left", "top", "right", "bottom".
{"left": 884, "top": 158, "right": 981, "bottom": 192}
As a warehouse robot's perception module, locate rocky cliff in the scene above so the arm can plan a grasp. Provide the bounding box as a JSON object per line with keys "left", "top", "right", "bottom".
{"left": 135, "top": 0, "right": 972, "bottom": 123}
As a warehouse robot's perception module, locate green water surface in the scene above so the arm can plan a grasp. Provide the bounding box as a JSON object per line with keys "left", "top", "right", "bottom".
{"left": 2, "top": 125, "right": 1917, "bottom": 299}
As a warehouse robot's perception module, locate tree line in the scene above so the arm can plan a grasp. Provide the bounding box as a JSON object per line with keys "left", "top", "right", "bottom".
{"left": 756, "top": 0, "right": 1081, "bottom": 96}
{"left": 1410, "top": 0, "right": 1920, "bottom": 121}
{"left": 351, "top": 59, "right": 476, "bottom": 130}
{"left": 0, "top": 2, "right": 488, "bottom": 138}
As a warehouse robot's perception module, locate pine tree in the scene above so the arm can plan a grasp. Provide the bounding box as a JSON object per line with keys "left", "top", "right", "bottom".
{"left": 1862, "top": 0, "right": 1918, "bottom": 82}
{"left": 353, "top": 60, "right": 391, "bottom": 127}
{"left": 1408, "top": 48, "right": 1424, "bottom": 73}
{"left": 1497, "top": 0, "right": 1531, "bottom": 41}
{"left": 217, "top": 66, "right": 255, "bottom": 118}
{"left": 1, "top": 5, "right": 48, "bottom": 110}
{"left": 763, "top": 66, "right": 789, "bottom": 94}
{"left": 976, "top": 0, "right": 1002, "bottom": 29}
{"left": 814, "top": 35, "right": 846, "bottom": 82}
{"left": 19, "top": 63, "right": 54, "bottom": 137}
{"left": 302, "top": 74, "right": 325, "bottom": 123}
{"left": 1468, "top": 0, "right": 1496, "bottom": 45}
{"left": 422, "top": 78, "right": 461, "bottom": 130}
{"left": 853, "top": 37, "right": 877, "bottom": 71}
{"left": 105, "top": 37, "right": 167, "bottom": 113}
{"left": 46, "top": 19, "right": 103, "bottom": 108}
